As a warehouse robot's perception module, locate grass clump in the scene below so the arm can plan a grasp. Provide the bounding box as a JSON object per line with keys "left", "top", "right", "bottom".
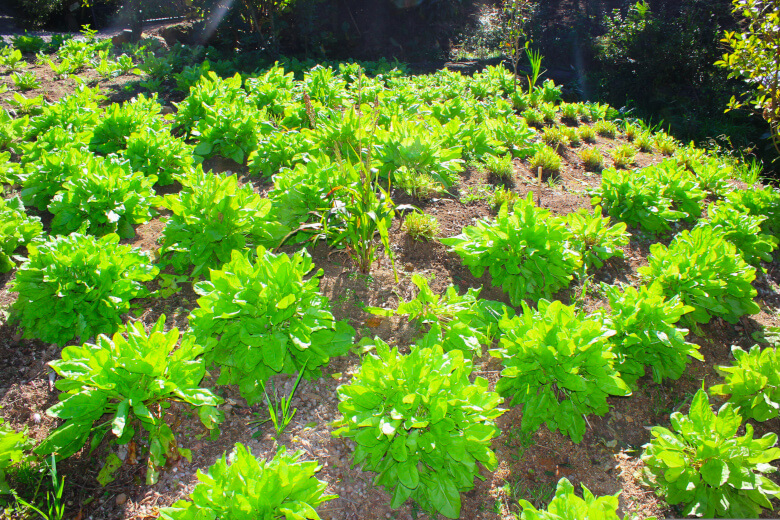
{"left": 491, "top": 185, "right": 518, "bottom": 210}
{"left": 580, "top": 147, "right": 604, "bottom": 171}
{"left": 577, "top": 124, "right": 596, "bottom": 143}
{"left": 484, "top": 153, "right": 514, "bottom": 181}
{"left": 541, "top": 126, "right": 571, "bottom": 152}
{"left": 529, "top": 145, "right": 562, "bottom": 178}
{"left": 402, "top": 211, "right": 440, "bottom": 241}
{"left": 610, "top": 144, "right": 637, "bottom": 169}
{"left": 594, "top": 119, "right": 618, "bottom": 138}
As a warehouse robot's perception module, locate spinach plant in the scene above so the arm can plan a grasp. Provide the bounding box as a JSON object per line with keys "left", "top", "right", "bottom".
{"left": 0, "top": 196, "right": 42, "bottom": 273}
{"left": 710, "top": 345, "right": 780, "bottom": 422}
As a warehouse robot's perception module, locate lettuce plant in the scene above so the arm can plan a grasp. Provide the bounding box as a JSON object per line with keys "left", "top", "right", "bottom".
{"left": 494, "top": 300, "right": 630, "bottom": 443}
{"left": 21, "top": 147, "right": 94, "bottom": 211}
{"left": 710, "top": 345, "right": 780, "bottom": 422}
{"left": 9, "top": 233, "right": 158, "bottom": 346}
{"left": 0, "top": 417, "right": 31, "bottom": 494}
{"left": 174, "top": 72, "right": 247, "bottom": 134}
{"left": 639, "top": 226, "right": 759, "bottom": 329}
{"left": 602, "top": 284, "right": 702, "bottom": 386}
{"left": 160, "top": 444, "right": 336, "bottom": 520}
{"left": 18, "top": 126, "right": 91, "bottom": 167}
{"left": 191, "top": 99, "right": 270, "bottom": 164}
{"left": 36, "top": 316, "right": 222, "bottom": 484}
{"left": 695, "top": 202, "right": 778, "bottom": 266}
{"left": 333, "top": 338, "right": 503, "bottom": 519}
{"left": 123, "top": 128, "right": 195, "bottom": 186}
{"left": 591, "top": 167, "right": 684, "bottom": 233}
{"left": 517, "top": 478, "right": 630, "bottom": 520}
{"left": 724, "top": 185, "right": 780, "bottom": 236}
{"left": 641, "top": 389, "right": 780, "bottom": 518}
{"left": 189, "top": 247, "right": 354, "bottom": 405}
{"left": 369, "top": 274, "right": 510, "bottom": 355}
{"left": 566, "top": 207, "right": 629, "bottom": 270}
{"left": 89, "top": 94, "right": 165, "bottom": 155}
{"left": 645, "top": 160, "right": 706, "bottom": 221}
{"left": 442, "top": 194, "right": 582, "bottom": 305}
{"left": 49, "top": 156, "right": 156, "bottom": 238}
{"left": 0, "top": 196, "right": 43, "bottom": 273}
{"left": 690, "top": 157, "right": 732, "bottom": 197}
{"left": 25, "top": 85, "right": 102, "bottom": 139}
{"left": 159, "top": 168, "right": 279, "bottom": 276}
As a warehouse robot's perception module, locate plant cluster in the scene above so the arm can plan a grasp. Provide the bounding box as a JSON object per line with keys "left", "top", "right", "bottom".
{"left": 641, "top": 389, "right": 780, "bottom": 518}
{"left": 36, "top": 316, "right": 222, "bottom": 484}
{"left": 639, "top": 226, "right": 759, "bottom": 329}
{"left": 442, "top": 194, "right": 582, "bottom": 305}
{"left": 710, "top": 345, "right": 780, "bottom": 423}
{"left": 565, "top": 207, "right": 629, "bottom": 270}
{"left": 517, "top": 478, "right": 631, "bottom": 520}
{"left": 0, "top": 418, "right": 31, "bottom": 494}
{"left": 189, "top": 247, "right": 355, "bottom": 405}
{"left": 402, "top": 211, "right": 440, "bottom": 241}
{"left": 334, "top": 338, "right": 504, "bottom": 519}
{"left": 10, "top": 233, "right": 158, "bottom": 346}
{"left": 494, "top": 300, "right": 630, "bottom": 443}
{"left": 0, "top": 196, "right": 42, "bottom": 273}
{"left": 695, "top": 202, "right": 778, "bottom": 266}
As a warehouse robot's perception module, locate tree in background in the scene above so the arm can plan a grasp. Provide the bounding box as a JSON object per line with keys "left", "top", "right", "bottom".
{"left": 716, "top": 0, "right": 780, "bottom": 157}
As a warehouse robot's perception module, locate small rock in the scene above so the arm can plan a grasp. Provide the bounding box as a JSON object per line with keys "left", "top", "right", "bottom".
{"left": 223, "top": 404, "right": 233, "bottom": 415}
{"left": 160, "top": 105, "right": 176, "bottom": 116}
{"left": 116, "top": 493, "right": 127, "bottom": 506}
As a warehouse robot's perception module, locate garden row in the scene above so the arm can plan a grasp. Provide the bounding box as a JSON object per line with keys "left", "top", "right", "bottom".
{"left": 1, "top": 32, "right": 779, "bottom": 519}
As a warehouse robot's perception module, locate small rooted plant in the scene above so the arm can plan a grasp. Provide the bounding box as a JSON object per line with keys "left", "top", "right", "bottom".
{"left": 189, "top": 247, "right": 354, "bottom": 405}
{"left": 12, "top": 71, "right": 40, "bottom": 91}
{"left": 528, "top": 145, "right": 562, "bottom": 179}
{"left": 540, "top": 102, "right": 557, "bottom": 123}
{"left": 562, "top": 126, "right": 580, "bottom": 146}
{"left": 609, "top": 144, "right": 637, "bottom": 169}
{"left": 159, "top": 168, "right": 278, "bottom": 276}
{"left": 710, "top": 344, "right": 780, "bottom": 422}
{"left": 577, "top": 124, "right": 596, "bottom": 143}
{"left": 333, "top": 338, "right": 504, "bottom": 519}
{"left": 695, "top": 202, "right": 778, "bottom": 266}
{"left": 594, "top": 119, "right": 617, "bottom": 138}
{"left": 10, "top": 233, "right": 157, "bottom": 346}
{"left": 0, "top": 196, "right": 42, "bottom": 273}
{"left": 516, "top": 478, "right": 631, "bottom": 520}
{"left": 160, "top": 444, "right": 336, "bottom": 520}
{"left": 579, "top": 147, "right": 604, "bottom": 172}
{"left": 724, "top": 185, "right": 780, "bottom": 236}
{"left": 559, "top": 102, "right": 579, "bottom": 124}
{"left": 36, "top": 316, "right": 223, "bottom": 484}
{"left": 491, "top": 185, "right": 518, "bottom": 209}
{"left": 602, "top": 283, "right": 702, "bottom": 386}
{"left": 442, "top": 194, "right": 582, "bottom": 305}
{"left": 250, "top": 368, "right": 305, "bottom": 439}
{"left": 393, "top": 167, "right": 446, "bottom": 200}
{"left": 49, "top": 156, "right": 156, "bottom": 238}
{"left": 638, "top": 226, "right": 759, "bottom": 330}
{"left": 541, "top": 126, "right": 571, "bottom": 152}
{"left": 494, "top": 300, "right": 630, "bottom": 443}
{"left": 402, "top": 211, "right": 440, "bottom": 241}
{"left": 635, "top": 131, "right": 653, "bottom": 152}
{"left": 623, "top": 122, "right": 639, "bottom": 141}
{"left": 484, "top": 153, "right": 514, "bottom": 180}
{"left": 690, "top": 157, "right": 732, "bottom": 197}
{"left": 522, "top": 108, "right": 544, "bottom": 128}
{"left": 21, "top": 147, "right": 93, "bottom": 211}
{"left": 368, "top": 274, "right": 509, "bottom": 355}
{"left": 591, "top": 167, "right": 684, "bottom": 234}
{"left": 654, "top": 131, "right": 678, "bottom": 155}
{"left": 641, "top": 389, "right": 780, "bottom": 518}
{"left": 565, "top": 207, "right": 629, "bottom": 270}
{"left": 645, "top": 160, "right": 706, "bottom": 221}
{"left": 89, "top": 94, "right": 165, "bottom": 155}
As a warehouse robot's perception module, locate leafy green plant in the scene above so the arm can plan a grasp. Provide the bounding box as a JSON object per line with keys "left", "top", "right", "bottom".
{"left": 640, "top": 389, "right": 780, "bottom": 518}
{"left": 591, "top": 167, "right": 684, "bottom": 233}
{"left": 516, "top": 478, "right": 632, "bottom": 520}
{"left": 174, "top": 72, "right": 247, "bottom": 135}
{"left": 654, "top": 131, "right": 678, "bottom": 155}
{"left": 21, "top": 148, "right": 95, "bottom": 211}
{"left": 723, "top": 185, "right": 780, "bottom": 236}
{"left": 638, "top": 226, "right": 759, "bottom": 329}
{"left": 188, "top": 246, "right": 354, "bottom": 405}
{"left": 159, "top": 168, "right": 277, "bottom": 276}
{"left": 623, "top": 121, "right": 639, "bottom": 141}
{"left": 370, "top": 274, "right": 509, "bottom": 355}
{"left": 710, "top": 344, "right": 780, "bottom": 422}
{"left": 36, "top": 316, "right": 222, "bottom": 484}
{"left": 541, "top": 126, "right": 571, "bottom": 152}
{"left": 442, "top": 194, "right": 581, "bottom": 305}
{"left": 540, "top": 102, "right": 557, "bottom": 123}
{"left": 484, "top": 153, "right": 514, "bottom": 180}
{"left": 528, "top": 145, "right": 562, "bottom": 179}
{"left": 0, "top": 417, "right": 31, "bottom": 494}
{"left": 565, "top": 207, "right": 629, "bottom": 270}
{"left": 402, "top": 211, "right": 440, "bottom": 241}
{"left": 690, "top": 157, "right": 732, "bottom": 197}
{"left": 635, "top": 130, "right": 653, "bottom": 152}
{"left": 123, "top": 128, "right": 194, "bottom": 186}
{"left": 49, "top": 156, "right": 156, "bottom": 238}
{"left": 645, "top": 160, "right": 706, "bottom": 221}
{"left": 522, "top": 108, "right": 544, "bottom": 128}
{"left": 0, "top": 196, "right": 43, "bottom": 273}
{"left": 491, "top": 185, "right": 518, "bottom": 209}
{"left": 8, "top": 93, "right": 43, "bottom": 116}
{"left": 89, "top": 94, "right": 165, "bottom": 155}
{"left": 579, "top": 147, "right": 604, "bottom": 171}
{"left": 602, "top": 283, "right": 701, "bottom": 386}
{"left": 0, "top": 48, "right": 25, "bottom": 72}
{"left": 12, "top": 71, "right": 40, "bottom": 91}
{"left": 695, "top": 202, "right": 778, "bottom": 265}
{"left": 160, "top": 444, "right": 336, "bottom": 520}
{"left": 494, "top": 299, "right": 630, "bottom": 443}
{"left": 9, "top": 233, "right": 158, "bottom": 346}
{"left": 594, "top": 119, "right": 618, "bottom": 138}
{"left": 333, "top": 338, "right": 503, "bottom": 519}
{"left": 609, "top": 143, "right": 637, "bottom": 169}
{"left": 191, "top": 99, "right": 268, "bottom": 164}
{"left": 577, "top": 124, "right": 596, "bottom": 143}
{"left": 559, "top": 103, "right": 579, "bottom": 123}
{"left": 393, "top": 168, "right": 445, "bottom": 200}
